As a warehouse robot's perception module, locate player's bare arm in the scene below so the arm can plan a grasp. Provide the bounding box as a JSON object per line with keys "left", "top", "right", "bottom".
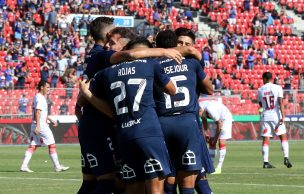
{"left": 34, "top": 109, "right": 41, "bottom": 135}
{"left": 163, "top": 80, "right": 177, "bottom": 96}
{"left": 278, "top": 97, "right": 285, "bottom": 124}
{"left": 174, "top": 46, "right": 202, "bottom": 61}
{"left": 78, "top": 80, "right": 114, "bottom": 118}
{"left": 198, "top": 76, "right": 214, "bottom": 95}
{"left": 109, "top": 48, "right": 183, "bottom": 64}
{"left": 47, "top": 116, "right": 58, "bottom": 127}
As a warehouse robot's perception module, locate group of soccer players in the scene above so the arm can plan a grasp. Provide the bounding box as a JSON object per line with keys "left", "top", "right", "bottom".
{"left": 75, "top": 16, "right": 215, "bottom": 194}
{"left": 74, "top": 16, "right": 293, "bottom": 194}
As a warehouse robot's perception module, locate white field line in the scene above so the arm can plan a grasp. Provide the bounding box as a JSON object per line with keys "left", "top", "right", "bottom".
{"left": 1, "top": 176, "right": 304, "bottom": 188}
{"left": 0, "top": 176, "right": 81, "bottom": 181}
{"left": 212, "top": 182, "right": 304, "bottom": 188}
{"left": 221, "top": 172, "right": 304, "bottom": 177}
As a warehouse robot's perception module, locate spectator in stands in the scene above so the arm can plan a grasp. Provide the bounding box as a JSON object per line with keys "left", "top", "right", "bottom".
{"left": 236, "top": 52, "right": 244, "bottom": 70}
{"left": 267, "top": 44, "right": 275, "bottom": 65}
{"left": 212, "top": 74, "right": 222, "bottom": 90}
{"left": 243, "top": 0, "right": 250, "bottom": 12}
{"left": 4, "top": 64, "right": 14, "bottom": 90}
{"left": 262, "top": 48, "right": 268, "bottom": 65}
{"left": 247, "top": 51, "right": 255, "bottom": 70}
{"left": 184, "top": 10, "right": 194, "bottom": 22}
{"left": 260, "top": 11, "right": 268, "bottom": 35}
{"left": 228, "top": 7, "right": 237, "bottom": 25}
{"left": 50, "top": 69, "right": 59, "bottom": 88}
{"left": 57, "top": 54, "right": 68, "bottom": 77}
{"left": 18, "top": 93, "right": 29, "bottom": 116}
{"left": 284, "top": 76, "right": 292, "bottom": 90}
{"left": 15, "top": 66, "right": 27, "bottom": 89}
{"left": 216, "top": 39, "right": 225, "bottom": 59}
{"left": 59, "top": 99, "right": 69, "bottom": 115}
{"left": 276, "top": 30, "right": 283, "bottom": 45}
{"left": 241, "top": 34, "right": 249, "bottom": 50}
{"left": 47, "top": 6, "right": 58, "bottom": 32}
{"left": 202, "top": 46, "right": 211, "bottom": 68}
{"left": 62, "top": 66, "right": 77, "bottom": 99}
{"left": 40, "top": 62, "right": 50, "bottom": 82}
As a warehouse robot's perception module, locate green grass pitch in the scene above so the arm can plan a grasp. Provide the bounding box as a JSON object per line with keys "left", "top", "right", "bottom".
{"left": 0, "top": 141, "right": 303, "bottom": 194}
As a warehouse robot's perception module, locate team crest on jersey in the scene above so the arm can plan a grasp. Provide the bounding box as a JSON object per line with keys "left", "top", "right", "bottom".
{"left": 182, "top": 150, "right": 196, "bottom": 165}
{"left": 121, "top": 164, "right": 136, "bottom": 179}
{"left": 87, "top": 153, "right": 98, "bottom": 168}
{"left": 144, "top": 158, "right": 163, "bottom": 173}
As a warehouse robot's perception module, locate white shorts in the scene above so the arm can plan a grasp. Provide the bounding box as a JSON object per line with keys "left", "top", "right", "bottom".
{"left": 29, "top": 123, "right": 55, "bottom": 146}
{"left": 261, "top": 121, "right": 286, "bottom": 137}
{"left": 210, "top": 119, "right": 232, "bottom": 140}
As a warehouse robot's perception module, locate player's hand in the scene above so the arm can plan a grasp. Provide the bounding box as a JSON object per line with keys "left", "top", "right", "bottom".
{"left": 79, "top": 79, "right": 90, "bottom": 95}
{"left": 52, "top": 120, "right": 58, "bottom": 127}
{"left": 205, "top": 134, "right": 210, "bottom": 143}
{"left": 164, "top": 49, "right": 183, "bottom": 64}
{"left": 34, "top": 127, "right": 40, "bottom": 135}
{"left": 279, "top": 118, "right": 285, "bottom": 125}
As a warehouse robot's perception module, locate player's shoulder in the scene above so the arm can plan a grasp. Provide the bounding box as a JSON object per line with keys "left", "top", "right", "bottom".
{"left": 184, "top": 57, "right": 200, "bottom": 64}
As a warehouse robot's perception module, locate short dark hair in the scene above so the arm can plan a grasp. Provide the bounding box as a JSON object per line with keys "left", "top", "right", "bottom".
{"left": 174, "top": 27, "right": 196, "bottom": 43}
{"left": 155, "top": 30, "right": 177, "bottom": 48}
{"left": 125, "top": 37, "right": 153, "bottom": 50}
{"left": 262, "top": 72, "right": 272, "bottom": 81}
{"left": 90, "top": 17, "right": 114, "bottom": 42}
{"left": 110, "top": 27, "right": 137, "bottom": 40}
{"left": 37, "top": 80, "right": 50, "bottom": 91}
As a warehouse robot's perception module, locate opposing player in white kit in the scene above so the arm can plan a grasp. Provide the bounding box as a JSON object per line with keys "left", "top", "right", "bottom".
{"left": 20, "top": 80, "right": 70, "bottom": 172}
{"left": 200, "top": 100, "right": 232, "bottom": 174}
{"left": 258, "top": 72, "right": 292, "bottom": 169}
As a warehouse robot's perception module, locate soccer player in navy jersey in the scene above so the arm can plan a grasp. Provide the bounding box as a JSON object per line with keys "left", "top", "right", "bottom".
{"left": 175, "top": 27, "right": 206, "bottom": 70}
{"left": 175, "top": 27, "right": 214, "bottom": 194}
{"left": 81, "top": 37, "right": 176, "bottom": 194}
{"left": 76, "top": 16, "right": 118, "bottom": 194}
{"left": 153, "top": 30, "right": 214, "bottom": 194}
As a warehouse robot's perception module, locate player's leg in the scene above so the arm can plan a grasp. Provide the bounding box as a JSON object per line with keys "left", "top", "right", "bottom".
{"left": 77, "top": 173, "right": 97, "bottom": 194}
{"left": 214, "top": 139, "right": 226, "bottom": 174}
{"left": 195, "top": 173, "right": 213, "bottom": 194}
{"left": 176, "top": 171, "right": 198, "bottom": 194}
{"left": 275, "top": 122, "right": 292, "bottom": 168}
{"left": 21, "top": 126, "right": 39, "bottom": 172}
{"left": 208, "top": 124, "right": 217, "bottom": 163}
{"left": 124, "top": 181, "right": 145, "bottom": 194}
{"left": 146, "top": 177, "right": 166, "bottom": 194}
{"left": 261, "top": 121, "right": 275, "bottom": 168}
{"left": 91, "top": 173, "right": 117, "bottom": 194}
{"left": 20, "top": 145, "right": 37, "bottom": 172}
{"left": 164, "top": 176, "right": 177, "bottom": 194}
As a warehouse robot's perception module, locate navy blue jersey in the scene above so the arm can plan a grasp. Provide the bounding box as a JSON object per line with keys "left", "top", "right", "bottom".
{"left": 91, "top": 58, "right": 171, "bottom": 141}
{"left": 154, "top": 57, "right": 206, "bottom": 116}
{"left": 80, "top": 44, "right": 116, "bottom": 133}
{"left": 83, "top": 44, "right": 115, "bottom": 79}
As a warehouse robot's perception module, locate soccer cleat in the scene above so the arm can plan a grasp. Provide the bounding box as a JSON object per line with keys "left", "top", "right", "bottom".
{"left": 211, "top": 167, "right": 221, "bottom": 174}
{"left": 20, "top": 166, "right": 34, "bottom": 173}
{"left": 263, "top": 162, "right": 275, "bottom": 169}
{"left": 55, "top": 165, "right": 70, "bottom": 172}
{"left": 284, "top": 158, "right": 292, "bottom": 168}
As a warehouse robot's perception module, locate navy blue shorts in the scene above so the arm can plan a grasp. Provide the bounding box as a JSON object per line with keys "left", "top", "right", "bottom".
{"left": 159, "top": 113, "right": 203, "bottom": 172}
{"left": 198, "top": 131, "right": 215, "bottom": 175}
{"left": 78, "top": 119, "right": 120, "bottom": 176}
{"left": 118, "top": 136, "right": 172, "bottom": 182}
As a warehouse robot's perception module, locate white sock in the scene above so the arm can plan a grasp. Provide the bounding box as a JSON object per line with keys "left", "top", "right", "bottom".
{"left": 217, "top": 148, "right": 226, "bottom": 169}
{"left": 21, "top": 151, "right": 33, "bottom": 168}
{"left": 209, "top": 149, "right": 216, "bottom": 163}
{"left": 281, "top": 141, "right": 289, "bottom": 158}
{"left": 262, "top": 145, "right": 269, "bottom": 162}
{"left": 50, "top": 152, "right": 61, "bottom": 168}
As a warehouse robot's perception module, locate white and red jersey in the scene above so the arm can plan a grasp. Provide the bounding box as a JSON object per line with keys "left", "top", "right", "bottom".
{"left": 200, "top": 100, "right": 232, "bottom": 121}
{"left": 32, "top": 93, "right": 48, "bottom": 128}
{"left": 258, "top": 83, "right": 283, "bottom": 121}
